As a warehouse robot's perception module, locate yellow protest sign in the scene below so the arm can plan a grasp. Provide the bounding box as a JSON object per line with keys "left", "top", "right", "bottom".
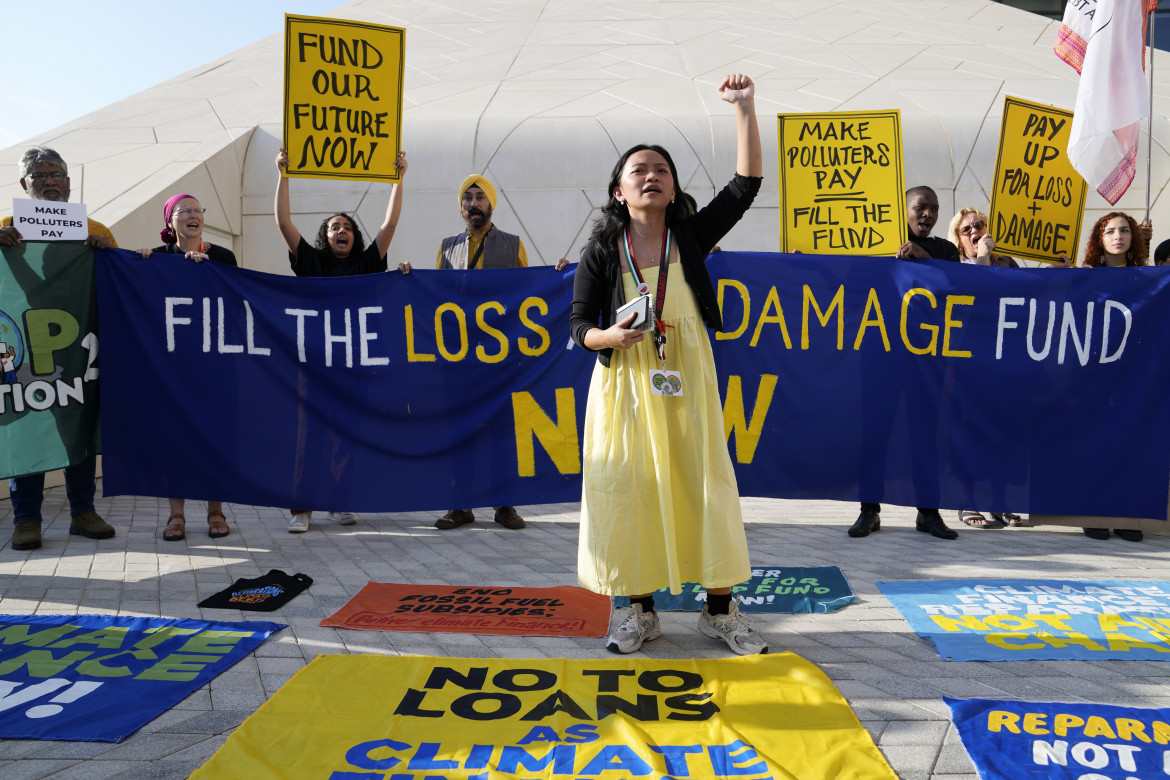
{"left": 283, "top": 14, "right": 404, "bottom": 181}
{"left": 192, "top": 654, "right": 898, "bottom": 779}
{"left": 990, "top": 96, "right": 1087, "bottom": 263}
{"left": 778, "top": 110, "right": 906, "bottom": 254}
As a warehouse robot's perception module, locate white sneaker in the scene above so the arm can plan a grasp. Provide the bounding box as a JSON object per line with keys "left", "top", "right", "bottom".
{"left": 640, "top": 607, "right": 662, "bottom": 643}
{"left": 330, "top": 512, "right": 358, "bottom": 525}
{"left": 698, "top": 601, "right": 768, "bottom": 655}
{"left": 288, "top": 512, "right": 311, "bottom": 533}
{"left": 606, "top": 604, "right": 649, "bottom": 654}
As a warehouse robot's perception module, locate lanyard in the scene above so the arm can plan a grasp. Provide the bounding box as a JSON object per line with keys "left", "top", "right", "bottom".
{"left": 468, "top": 226, "right": 492, "bottom": 269}
{"left": 623, "top": 227, "right": 672, "bottom": 362}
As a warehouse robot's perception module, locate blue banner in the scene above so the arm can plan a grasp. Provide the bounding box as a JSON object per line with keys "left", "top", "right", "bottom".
{"left": 0, "top": 614, "right": 283, "bottom": 742}
{"left": 617, "top": 566, "right": 854, "bottom": 613}
{"left": 946, "top": 697, "right": 1170, "bottom": 779}
{"left": 879, "top": 579, "right": 1170, "bottom": 661}
{"left": 94, "top": 249, "right": 1170, "bottom": 516}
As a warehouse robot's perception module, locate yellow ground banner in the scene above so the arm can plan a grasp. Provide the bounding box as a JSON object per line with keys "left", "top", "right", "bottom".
{"left": 989, "top": 96, "right": 1086, "bottom": 263}
{"left": 778, "top": 110, "right": 905, "bottom": 255}
{"left": 192, "top": 654, "right": 897, "bottom": 779}
{"left": 283, "top": 14, "right": 404, "bottom": 181}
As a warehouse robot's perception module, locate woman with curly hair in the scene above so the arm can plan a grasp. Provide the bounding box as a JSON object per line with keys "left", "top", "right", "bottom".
{"left": 273, "top": 147, "right": 407, "bottom": 532}
{"left": 1079, "top": 211, "right": 1149, "bottom": 542}
{"left": 1082, "top": 211, "right": 1149, "bottom": 268}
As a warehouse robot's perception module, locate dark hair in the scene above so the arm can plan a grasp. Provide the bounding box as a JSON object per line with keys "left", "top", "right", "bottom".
{"left": 314, "top": 213, "right": 365, "bottom": 259}
{"left": 1083, "top": 211, "right": 1148, "bottom": 267}
{"left": 588, "top": 144, "right": 685, "bottom": 254}
{"left": 906, "top": 185, "right": 937, "bottom": 201}
{"left": 1154, "top": 238, "right": 1170, "bottom": 265}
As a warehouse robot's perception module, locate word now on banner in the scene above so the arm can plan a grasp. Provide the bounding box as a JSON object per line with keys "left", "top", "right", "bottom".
{"left": 191, "top": 653, "right": 898, "bottom": 779}
{"left": 84, "top": 249, "right": 1170, "bottom": 517}
{"left": 879, "top": 580, "right": 1170, "bottom": 662}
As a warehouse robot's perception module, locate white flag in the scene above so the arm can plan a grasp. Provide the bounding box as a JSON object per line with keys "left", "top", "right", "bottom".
{"left": 1066, "top": 0, "right": 1149, "bottom": 205}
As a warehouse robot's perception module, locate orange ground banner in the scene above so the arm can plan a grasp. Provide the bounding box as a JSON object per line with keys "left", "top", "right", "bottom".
{"left": 320, "top": 583, "right": 610, "bottom": 636}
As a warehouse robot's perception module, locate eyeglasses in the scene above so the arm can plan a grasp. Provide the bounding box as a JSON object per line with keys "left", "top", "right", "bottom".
{"left": 26, "top": 171, "right": 66, "bottom": 182}
{"left": 959, "top": 220, "right": 986, "bottom": 237}
{"left": 174, "top": 208, "right": 206, "bottom": 217}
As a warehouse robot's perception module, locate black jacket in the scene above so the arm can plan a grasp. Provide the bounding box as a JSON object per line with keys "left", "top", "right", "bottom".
{"left": 570, "top": 174, "right": 761, "bottom": 366}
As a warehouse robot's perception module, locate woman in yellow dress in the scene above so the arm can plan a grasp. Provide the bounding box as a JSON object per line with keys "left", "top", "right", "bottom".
{"left": 570, "top": 74, "right": 764, "bottom": 655}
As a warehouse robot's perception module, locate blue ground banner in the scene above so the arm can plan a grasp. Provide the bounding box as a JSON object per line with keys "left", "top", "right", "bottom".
{"left": 616, "top": 566, "right": 855, "bottom": 613}
{"left": 0, "top": 614, "right": 284, "bottom": 742}
{"left": 0, "top": 242, "right": 100, "bottom": 479}
{"left": 94, "top": 248, "right": 1170, "bottom": 516}
{"left": 879, "top": 579, "right": 1170, "bottom": 661}
{"left": 946, "top": 697, "right": 1170, "bottom": 779}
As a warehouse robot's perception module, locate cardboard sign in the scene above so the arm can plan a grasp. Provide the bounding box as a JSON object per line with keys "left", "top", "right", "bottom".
{"left": 778, "top": 110, "right": 906, "bottom": 254}
{"left": 192, "top": 654, "right": 899, "bottom": 780}
{"left": 990, "top": 96, "right": 1087, "bottom": 263}
{"left": 11, "top": 199, "right": 87, "bottom": 241}
{"left": 320, "top": 583, "right": 610, "bottom": 636}
{"left": 283, "top": 14, "right": 404, "bottom": 181}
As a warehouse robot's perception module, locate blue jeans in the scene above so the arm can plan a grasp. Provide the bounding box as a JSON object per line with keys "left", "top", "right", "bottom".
{"left": 9, "top": 454, "right": 97, "bottom": 524}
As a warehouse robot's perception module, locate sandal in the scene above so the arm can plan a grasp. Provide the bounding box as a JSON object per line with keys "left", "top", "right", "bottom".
{"left": 993, "top": 512, "right": 1029, "bottom": 528}
{"left": 164, "top": 513, "right": 186, "bottom": 541}
{"left": 207, "top": 510, "right": 230, "bottom": 539}
{"left": 959, "top": 510, "right": 1005, "bottom": 529}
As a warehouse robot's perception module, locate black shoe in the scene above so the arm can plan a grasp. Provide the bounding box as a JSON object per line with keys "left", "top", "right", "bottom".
{"left": 915, "top": 510, "right": 958, "bottom": 540}
{"left": 435, "top": 509, "right": 475, "bottom": 530}
{"left": 1083, "top": 527, "right": 1110, "bottom": 540}
{"left": 493, "top": 506, "right": 526, "bottom": 530}
{"left": 848, "top": 509, "right": 880, "bottom": 538}
{"left": 1114, "top": 528, "right": 1144, "bottom": 542}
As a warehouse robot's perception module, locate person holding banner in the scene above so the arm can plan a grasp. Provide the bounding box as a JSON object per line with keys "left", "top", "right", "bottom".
{"left": 274, "top": 147, "right": 407, "bottom": 277}
{"left": 1, "top": 146, "right": 117, "bottom": 551}
{"left": 570, "top": 74, "right": 766, "bottom": 656}
{"left": 137, "top": 194, "right": 238, "bottom": 540}
{"left": 274, "top": 147, "right": 407, "bottom": 533}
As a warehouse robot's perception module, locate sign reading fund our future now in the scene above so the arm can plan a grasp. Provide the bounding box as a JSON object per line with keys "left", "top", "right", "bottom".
{"left": 990, "top": 96, "right": 1087, "bottom": 263}
{"left": 778, "top": 110, "right": 906, "bottom": 254}
{"left": 283, "top": 14, "right": 404, "bottom": 181}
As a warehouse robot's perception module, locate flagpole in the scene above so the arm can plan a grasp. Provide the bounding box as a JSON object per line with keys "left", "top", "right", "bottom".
{"left": 1146, "top": 4, "right": 1156, "bottom": 222}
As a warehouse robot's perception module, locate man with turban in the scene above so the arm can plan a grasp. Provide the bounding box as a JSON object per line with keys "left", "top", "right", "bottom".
{"left": 433, "top": 174, "right": 528, "bottom": 531}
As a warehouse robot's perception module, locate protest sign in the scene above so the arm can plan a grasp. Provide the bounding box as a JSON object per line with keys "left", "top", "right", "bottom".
{"left": 10, "top": 199, "right": 87, "bottom": 241}
{"left": 321, "top": 584, "right": 610, "bottom": 636}
{"left": 778, "top": 110, "right": 905, "bottom": 254}
{"left": 879, "top": 580, "right": 1170, "bottom": 661}
{"left": 0, "top": 614, "right": 283, "bottom": 742}
{"left": 947, "top": 697, "right": 1170, "bottom": 780}
{"left": 92, "top": 248, "right": 1170, "bottom": 518}
{"left": 0, "top": 241, "right": 99, "bottom": 479}
{"left": 990, "top": 96, "right": 1086, "bottom": 263}
{"left": 616, "top": 566, "right": 855, "bottom": 613}
{"left": 192, "top": 654, "right": 898, "bottom": 779}
{"left": 283, "top": 14, "right": 404, "bottom": 181}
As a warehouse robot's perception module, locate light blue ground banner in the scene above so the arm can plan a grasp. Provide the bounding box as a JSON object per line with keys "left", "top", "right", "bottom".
{"left": 0, "top": 614, "right": 284, "bottom": 742}
{"left": 946, "top": 697, "right": 1170, "bottom": 779}
{"left": 879, "top": 580, "right": 1170, "bottom": 661}
{"left": 616, "top": 566, "right": 855, "bottom": 613}
{"left": 90, "top": 248, "right": 1170, "bottom": 516}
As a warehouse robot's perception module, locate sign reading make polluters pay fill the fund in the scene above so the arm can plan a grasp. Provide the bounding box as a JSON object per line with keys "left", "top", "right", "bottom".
{"left": 283, "top": 14, "right": 404, "bottom": 182}
{"left": 778, "top": 110, "right": 906, "bottom": 254}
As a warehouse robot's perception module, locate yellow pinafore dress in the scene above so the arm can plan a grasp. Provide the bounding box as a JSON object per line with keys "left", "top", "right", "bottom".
{"left": 577, "top": 248, "right": 751, "bottom": 596}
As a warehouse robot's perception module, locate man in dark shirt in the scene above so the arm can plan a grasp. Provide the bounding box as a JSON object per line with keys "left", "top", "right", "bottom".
{"left": 849, "top": 185, "right": 960, "bottom": 541}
